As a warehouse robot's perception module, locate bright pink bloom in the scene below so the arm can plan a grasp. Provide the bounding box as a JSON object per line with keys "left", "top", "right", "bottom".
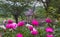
{"left": 6, "top": 23, "right": 17, "bottom": 29}
{"left": 46, "top": 34, "right": 54, "bottom": 37}
{"left": 6, "top": 24, "right": 11, "bottom": 29}
{"left": 45, "top": 18, "right": 52, "bottom": 23}
{"left": 46, "top": 27, "right": 54, "bottom": 32}
{"left": 18, "top": 21, "right": 25, "bottom": 27}
{"left": 31, "top": 29, "right": 38, "bottom": 35}
{"left": 28, "top": 25, "right": 33, "bottom": 31}
{"left": 16, "top": 33, "right": 23, "bottom": 37}
{"left": 32, "top": 19, "right": 39, "bottom": 26}
{"left": 11, "top": 23, "right": 17, "bottom": 29}
{"left": 7, "top": 20, "right": 13, "bottom": 24}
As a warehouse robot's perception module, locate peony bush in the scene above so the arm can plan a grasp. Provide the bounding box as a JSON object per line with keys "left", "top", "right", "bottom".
{"left": 1, "top": 18, "right": 59, "bottom": 37}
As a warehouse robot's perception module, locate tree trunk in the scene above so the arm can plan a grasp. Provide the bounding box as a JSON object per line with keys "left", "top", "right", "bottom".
{"left": 41, "top": 0, "right": 50, "bottom": 17}
{"left": 14, "top": 15, "right": 18, "bottom": 23}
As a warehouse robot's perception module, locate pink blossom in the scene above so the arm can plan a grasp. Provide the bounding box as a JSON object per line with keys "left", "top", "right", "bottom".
{"left": 6, "top": 23, "right": 17, "bottom": 29}
{"left": 31, "top": 28, "right": 38, "bottom": 35}
{"left": 46, "top": 34, "right": 54, "bottom": 37}
{"left": 45, "top": 18, "right": 52, "bottom": 23}
{"left": 32, "top": 19, "right": 39, "bottom": 26}
{"left": 46, "top": 27, "right": 54, "bottom": 33}
{"left": 16, "top": 33, "right": 23, "bottom": 37}
{"left": 28, "top": 25, "right": 33, "bottom": 31}
{"left": 33, "top": 28, "right": 37, "bottom": 31}
{"left": 7, "top": 20, "right": 13, "bottom": 24}
{"left": 6, "top": 24, "right": 11, "bottom": 29}
{"left": 11, "top": 23, "right": 17, "bottom": 29}
{"left": 18, "top": 21, "right": 25, "bottom": 27}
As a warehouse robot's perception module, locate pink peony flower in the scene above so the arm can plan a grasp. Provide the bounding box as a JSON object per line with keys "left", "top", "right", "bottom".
{"left": 46, "top": 34, "right": 54, "bottom": 37}
{"left": 18, "top": 21, "right": 25, "bottom": 27}
{"left": 6, "top": 23, "right": 17, "bottom": 29}
{"left": 32, "top": 19, "right": 39, "bottom": 26}
{"left": 6, "top": 24, "right": 11, "bottom": 29}
{"left": 45, "top": 18, "right": 52, "bottom": 23}
{"left": 31, "top": 28, "right": 38, "bottom": 35}
{"left": 28, "top": 25, "right": 33, "bottom": 31}
{"left": 7, "top": 20, "right": 13, "bottom": 24}
{"left": 46, "top": 27, "right": 54, "bottom": 33}
{"left": 11, "top": 23, "right": 17, "bottom": 29}
{"left": 16, "top": 33, "right": 23, "bottom": 37}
